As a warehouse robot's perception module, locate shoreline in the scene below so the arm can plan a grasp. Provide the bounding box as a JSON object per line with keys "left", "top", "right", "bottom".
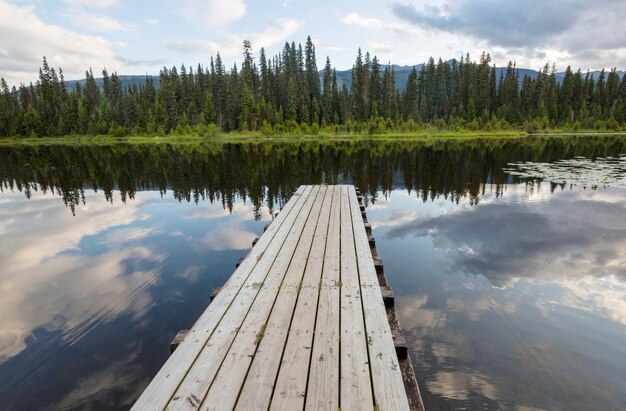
{"left": 2, "top": 130, "right": 626, "bottom": 146}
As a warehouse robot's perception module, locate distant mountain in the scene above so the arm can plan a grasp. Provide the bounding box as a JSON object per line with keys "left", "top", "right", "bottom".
{"left": 333, "top": 64, "right": 625, "bottom": 91}
{"left": 555, "top": 69, "right": 625, "bottom": 82}
{"left": 66, "top": 75, "right": 160, "bottom": 90}
{"left": 67, "top": 65, "right": 624, "bottom": 93}
{"left": 332, "top": 64, "right": 414, "bottom": 91}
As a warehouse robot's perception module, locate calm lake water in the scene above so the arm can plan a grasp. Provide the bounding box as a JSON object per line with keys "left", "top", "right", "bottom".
{"left": 1, "top": 137, "right": 625, "bottom": 410}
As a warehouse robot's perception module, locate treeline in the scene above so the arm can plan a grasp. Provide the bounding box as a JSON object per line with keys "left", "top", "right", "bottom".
{"left": 1, "top": 36, "right": 625, "bottom": 138}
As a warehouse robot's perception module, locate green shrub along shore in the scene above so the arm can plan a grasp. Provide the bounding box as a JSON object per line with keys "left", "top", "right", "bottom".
{"left": 3, "top": 115, "right": 626, "bottom": 144}
{"left": 105, "top": 117, "right": 625, "bottom": 139}
{"left": 3, "top": 128, "right": 626, "bottom": 147}
{"left": 2, "top": 36, "right": 626, "bottom": 141}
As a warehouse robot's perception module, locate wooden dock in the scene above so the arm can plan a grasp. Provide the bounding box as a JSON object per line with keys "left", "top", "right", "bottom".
{"left": 132, "top": 185, "right": 422, "bottom": 411}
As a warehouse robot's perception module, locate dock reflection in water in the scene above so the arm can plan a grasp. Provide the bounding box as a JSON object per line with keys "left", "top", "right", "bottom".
{"left": 1, "top": 136, "right": 625, "bottom": 410}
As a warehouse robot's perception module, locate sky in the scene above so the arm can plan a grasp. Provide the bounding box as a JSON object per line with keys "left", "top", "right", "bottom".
{"left": 1, "top": 0, "right": 626, "bottom": 87}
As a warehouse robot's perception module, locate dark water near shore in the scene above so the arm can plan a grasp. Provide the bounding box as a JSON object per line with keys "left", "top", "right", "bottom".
{"left": 1, "top": 137, "right": 625, "bottom": 410}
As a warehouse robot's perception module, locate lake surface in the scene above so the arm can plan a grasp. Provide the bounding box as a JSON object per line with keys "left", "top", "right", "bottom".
{"left": 1, "top": 137, "right": 625, "bottom": 410}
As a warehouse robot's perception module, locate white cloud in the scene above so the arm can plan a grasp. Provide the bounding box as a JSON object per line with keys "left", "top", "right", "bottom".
{"left": 371, "top": 209, "right": 418, "bottom": 229}
{"left": 184, "top": 205, "right": 231, "bottom": 219}
{"left": 62, "top": 11, "right": 134, "bottom": 33}
{"left": 192, "top": 203, "right": 264, "bottom": 250}
{"left": 176, "top": 265, "right": 205, "bottom": 282}
{"left": 0, "top": 191, "right": 142, "bottom": 273}
{"left": 0, "top": 0, "right": 124, "bottom": 86}
{"left": 183, "top": 202, "right": 257, "bottom": 220}
{"left": 396, "top": 294, "right": 447, "bottom": 330}
{"left": 182, "top": 199, "right": 270, "bottom": 251}
{"left": 341, "top": 13, "right": 386, "bottom": 30}
{"left": 311, "top": 38, "right": 346, "bottom": 53}
{"left": 0, "top": 190, "right": 164, "bottom": 363}
{"left": 551, "top": 275, "right": 626, "bottom": 327}
{"left": 388, "top": 184, "right": 626, "bottom": 288}
{"left": 104, "top": 226, "right": 161, "bottom": 245}
{"left": 202, "top": 226, "right": 257, "bottom": 250}
{"left": 320, "top": 45, "right": 346, "bottom": 53}
{"left": 180, "top": 0, "right": 246, "bottom": 29}
{"left": 166, "top": 18, "right": 304, "bottom": 58}
{"left": 144, "top": 18, "right": 159, "bottom": 26}
{"left": 426, "top": 371, "right": 498, "bottom": 402}
{"left": 369, "top": 41, "right": 393, "bottom": 55}
{"left": 446, "top": 296, "right": 494, "bottom": 321}
{"left": 341, "top": 12, "right": 422, "bottom": 39}
{"left": 63, "top": 0, "right": 118, "bottom": 9}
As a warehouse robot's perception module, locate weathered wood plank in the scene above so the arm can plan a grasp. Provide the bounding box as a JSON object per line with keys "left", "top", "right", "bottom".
{"left": 266, "top": 185, "right": 335, "bottom": 411}
{"left": 348, "top": 186, "right": 410, "bottom": 411}
{"left": 197, "top": 186, "right": 324, "bottom": 411}
{"left": 196, "top": 187, "right": 326, "bottom": 409}
{"left": 162, "top": 186, "right": 317, "bottom": 411}
{"left": 339, "top": 185, "right": 374, "bottom": 410}
{"left": 131, "top": 186, "right": 309, "bottom": 411}
{"left": 304, "top": 185, "right": 342, "bottom": 411}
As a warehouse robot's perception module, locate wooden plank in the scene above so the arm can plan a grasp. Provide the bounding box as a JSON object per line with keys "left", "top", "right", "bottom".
{"left": 201, "top": 187, "right": 326, "bottom": 410}
{"left": 339, "top": 185, "right": 374, "bottom": 410}
{"left": 304, "top": 185, "right": 342, "bottom": 411}
{"left": 266, "top": 185, "right": 335, "bottom": 411}
{"left": 196, "top": 186, "right": 324, "bottom": 411}
{"left": 132, "top": 186, "right": 310, "bottom": 411}
{"left": 348, "top": 186, "right": 410, "bottom": 411}
{"left": 162, "top": 186, "right": 317, "bottom": 411}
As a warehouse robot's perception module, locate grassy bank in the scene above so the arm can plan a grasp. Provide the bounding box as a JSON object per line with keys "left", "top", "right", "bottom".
{"left": 2, "top": 129, "right": 626, "bottom": 146}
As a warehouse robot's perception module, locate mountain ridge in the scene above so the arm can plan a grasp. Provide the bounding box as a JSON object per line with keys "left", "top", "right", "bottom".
{"left": 67, "top": 65, "right": 625, "bottom": 93}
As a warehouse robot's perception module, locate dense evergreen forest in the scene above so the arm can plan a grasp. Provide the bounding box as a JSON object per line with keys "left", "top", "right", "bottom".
{"left": 1, "top": 36, "right": 625, "bottom": 138}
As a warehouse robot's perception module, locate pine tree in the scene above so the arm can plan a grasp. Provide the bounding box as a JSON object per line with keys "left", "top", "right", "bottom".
{"left": 203, "top": 90, "right": 216, "bottom": 124}
{"left": 0, "top": 78, "right": 18, "bottom": 136}
{"left": 304, "top": 36, "right": 320, "bottom": 106}
{"left": 351, "top": 48, "right": 366, "bottom": 121}
{"left": 476, "top": 52, "right": 492, "bottom": 118}
{"left": 322, "top": 57, "right": 333, "bottom": 124}
{"left": 403, "top": 67, "right": 418, "bottom": 119}
{"left": 369, "top": 57, "right": 381, "bottom": 118}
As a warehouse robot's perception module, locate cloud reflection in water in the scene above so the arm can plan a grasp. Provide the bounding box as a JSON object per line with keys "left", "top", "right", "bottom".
{"left": 386, "top": 186, "right": 626, "bottom": 329}
{"left": 388, "top": 187, "right": 626, "bottom": 285}
{"left": 372, "top": 184, "right": 626, "bottom": 409}
{"left": 0, "top": 190, "right": 163, "bottom": 363}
